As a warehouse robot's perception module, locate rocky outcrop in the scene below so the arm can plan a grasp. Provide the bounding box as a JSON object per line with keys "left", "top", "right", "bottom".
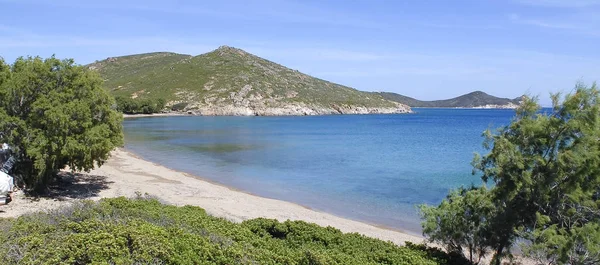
{"left": 185, "top": 102, "right": 411, "bottom": 116}
{"left": 173, "top": 79, "right": 412, "bottom": 116}
{"left": 469, "top": 102, "right": 520, "bottom": 109}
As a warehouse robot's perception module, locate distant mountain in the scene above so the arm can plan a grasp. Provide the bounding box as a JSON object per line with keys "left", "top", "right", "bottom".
{"left": 88, "top": 46, "right": 410, "bottom": 116}
{"left": 374, "top": 91, "right": 523, "bottom": 109}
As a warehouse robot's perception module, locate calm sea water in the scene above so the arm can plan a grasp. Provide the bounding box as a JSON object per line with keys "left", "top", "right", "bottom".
{"left": 123, "top": 108, "right": 516, "bottom": 234}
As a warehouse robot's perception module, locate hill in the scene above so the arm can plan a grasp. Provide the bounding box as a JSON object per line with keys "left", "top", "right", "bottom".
{"left": 374, "top": 91, "right": 523, "bottom": 108}
{"left": 88, "top": 46, "right": 410, "bottom": 115}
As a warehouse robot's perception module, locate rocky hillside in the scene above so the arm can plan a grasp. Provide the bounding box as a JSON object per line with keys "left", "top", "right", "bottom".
{"left": 374, "top": 91, "right": 523, "bottom": 109}
{"left": 88, "top": 46, "right": 410, "bottom": 116}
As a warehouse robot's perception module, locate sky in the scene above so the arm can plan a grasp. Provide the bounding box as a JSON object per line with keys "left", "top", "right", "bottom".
{"left": 1, "top": 0, "right": 599, "bottom": 106}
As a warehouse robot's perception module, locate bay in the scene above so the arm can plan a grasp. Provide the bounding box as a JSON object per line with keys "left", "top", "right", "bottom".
{"left": 123, "top": 108, "right": 516, "bottom": 234}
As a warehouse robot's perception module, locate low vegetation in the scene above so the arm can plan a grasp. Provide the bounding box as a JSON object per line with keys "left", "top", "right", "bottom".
{"left": 420, "top": 83, "right": 600, "bottom": 265}
{"left": 0, "top": 196, "right": 461, "bottom": 265}
{"left": 170, "top": 102, "right": 189, "bottom": 111}
{"left": 115, "top": 96, "right": 166, "bottom": 114}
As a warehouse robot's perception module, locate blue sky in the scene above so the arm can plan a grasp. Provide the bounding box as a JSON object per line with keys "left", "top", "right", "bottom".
{"left": 1, "top": 0, "right": 599, "bottom": 105}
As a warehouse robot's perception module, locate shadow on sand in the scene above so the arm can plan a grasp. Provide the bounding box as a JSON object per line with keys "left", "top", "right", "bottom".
{"left": 39, "top": 171, "right": 114, "bottom": 200}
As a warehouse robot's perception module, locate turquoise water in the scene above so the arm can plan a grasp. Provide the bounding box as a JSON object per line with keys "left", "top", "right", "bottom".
{"left": 123, "top": 108, "right": 515, "bottom": 234}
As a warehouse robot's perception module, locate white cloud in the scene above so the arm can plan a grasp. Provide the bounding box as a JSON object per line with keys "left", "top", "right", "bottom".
{"left": 516, "top": 0, "right": 600, "bottom": 8}
{"left": 510, "top": 0, "right": 600, "bottom": 36}
{"left": 0, "top": 33, "right": 218, "bottom": 61}
{"left": 508, "top": 13, "right": 579, "bottom": 29}
{"left": 508, "top": 12, "right": 600, "bottom": 36}
{"left": 4, "top": 0, "right": 383, "bottom": 29}
{"left": 0, "top": 24, "right": 34, "bottom": 35}
{"left": 246, "top": 47, "right": 388, "bottom": 62}
{"left": 420, "top": 22, "right": 504, "bottom": 30}
{"left": 318, "top": 66, "right": 493, "bottom": 77}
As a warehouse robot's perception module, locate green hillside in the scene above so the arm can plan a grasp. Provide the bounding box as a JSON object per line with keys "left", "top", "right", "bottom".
{"left": 89, "top": 46, "right": 409, "bottom": 115}
{"left": 374, "top": 91, "right": 522, "bottom": 108}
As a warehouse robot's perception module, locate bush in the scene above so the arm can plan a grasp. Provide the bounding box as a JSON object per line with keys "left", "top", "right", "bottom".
{"left": 0, "top": 197, "right": 456, "bottom": 264}
{"left": 115, "top": 96, "right": 166, "bottom": 114}
{"left": 171, "top": 102, "right": 188, "bottom": 111}
{"left": 419, "top": 187, "right": 494, "bottom": 264}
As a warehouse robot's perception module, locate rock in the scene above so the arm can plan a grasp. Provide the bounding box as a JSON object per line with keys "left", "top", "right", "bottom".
{"left": 469, "top": 102, "right": 520, "bottom": 109}
{"left": 185, "top": 102, "right": 411, "bottom": 116}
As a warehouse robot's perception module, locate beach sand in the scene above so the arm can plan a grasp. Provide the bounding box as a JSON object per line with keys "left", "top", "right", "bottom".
{"left": 1, "top": 148, "right": 424, "bottom": 246}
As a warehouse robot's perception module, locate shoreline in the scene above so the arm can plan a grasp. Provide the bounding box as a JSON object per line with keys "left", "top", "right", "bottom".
{"left": 411, "top": 107, "right": 518, "bottom": 109}
{"left": 122, "top": 112, "right": 415, "bottom": 118}
{"left": 123, "top": 113, "right": 191, "bottom": 118}
{"left": 3, "top": 148, "right": 424, "bottom": 246}
{"left": 123, "top": 150, "right": 422, "bottom": 237}
{"left": 122, "top": 107, "right": 514, "bottom": 119}
{"left": 104, "top": 148, "right": 425, "bottom": 245}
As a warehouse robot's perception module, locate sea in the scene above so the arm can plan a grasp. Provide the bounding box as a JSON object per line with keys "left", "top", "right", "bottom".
{"left": 123, "top": 108, "right": 516, "bottom": 235}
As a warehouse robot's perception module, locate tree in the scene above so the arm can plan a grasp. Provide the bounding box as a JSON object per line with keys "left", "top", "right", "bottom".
{"left": 0, "top": 56, "right": 123, "bottom": 192}
{"left": 420, "top": 83, "right": 600, "bottom": 265}
{"left": 419, "top": 186, "right": 495, "bottom": 264}
{"left": 474, "top": 83, "right": 600, "bottom": 264}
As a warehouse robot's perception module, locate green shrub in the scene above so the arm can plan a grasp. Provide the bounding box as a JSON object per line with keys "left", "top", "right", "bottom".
{"left": 115, "top": 96, "right": 166, "bottom": 114}
{"left": 171, "top": 102, "right": 188, "bottom": 111}
{"left": 0, "top": 197, "right": 456, "bottom": 264}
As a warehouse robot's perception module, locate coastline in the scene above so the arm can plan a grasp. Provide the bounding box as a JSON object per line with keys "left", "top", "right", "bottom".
{"left": 121, "top": 106, "right": 515, "bottom": 119}
{"left": 3, "top": 148, "right": 424, "bottom": 246}
{"left": 411, "top": 106, "right": 518, "bottom": 109}
{"left": 123, "top": 113, "right": 191, "bottom": 118}
{"left": 122, "top": 111, "right": 414, "bottom": 118}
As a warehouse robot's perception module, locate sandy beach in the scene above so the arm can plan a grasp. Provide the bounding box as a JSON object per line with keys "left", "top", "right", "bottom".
{"left": 1, "top": 148, "right": 424, "bottom": 246}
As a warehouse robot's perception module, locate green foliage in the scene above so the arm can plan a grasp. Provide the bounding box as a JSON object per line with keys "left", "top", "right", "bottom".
{"left": 0, "top": 197, "right": 452, "bottom": 265}
{"left": 420, "top": 82, "right": 600, "bottom": 265}
{"left": 171, "top": 102, "right": 188, "bottom": 111}
{"left": 88, "top": 47, "right": 400, "bottom": 109}
{"left": 524, "top": 217, "right": 600, "bottom": 265}
{"left": 0, "top": 56, "right": 123, "bottom": 192}
{"left": 405, "top": 242, "right": 472, "bottom": 265}
{"left": 475, "top": 83, "right": 600, "bottom": 264}
{"left": 419, "top": 187, "right": 495, "bottom": 264}
{"left": 114, "top": 96, "right": 166, "bottom": 114}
